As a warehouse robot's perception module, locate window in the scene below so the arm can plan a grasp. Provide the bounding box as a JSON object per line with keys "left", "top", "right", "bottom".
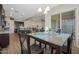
{"left": 62, "top": 10, "right": 75, "bottom": 34}
{"left": 51, "top": 14, "right": 60, "bottom": 31}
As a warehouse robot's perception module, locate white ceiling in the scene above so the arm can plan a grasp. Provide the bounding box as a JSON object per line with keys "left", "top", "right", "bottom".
{"left": 3, "top": 4, "right": 59, "bottom": 21}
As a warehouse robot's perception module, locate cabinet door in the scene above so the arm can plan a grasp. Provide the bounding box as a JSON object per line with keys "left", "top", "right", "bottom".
{"left": 0, "top": 34, "right": 9, "bottom": 48}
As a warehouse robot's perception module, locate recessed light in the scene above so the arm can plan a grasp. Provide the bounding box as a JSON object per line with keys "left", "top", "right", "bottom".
{"left": 38, "top": 7, "right": 42, "bottom": 12}
{"left": 11, "top": 8, "right": 14, "bottom": 10}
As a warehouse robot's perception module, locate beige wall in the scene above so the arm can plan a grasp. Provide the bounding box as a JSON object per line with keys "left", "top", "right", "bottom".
{"left": 24, "top": 17, "right": 45, "bottom": 29}
{"left": 45, "top": 4, "right": 79, "bottom": 48}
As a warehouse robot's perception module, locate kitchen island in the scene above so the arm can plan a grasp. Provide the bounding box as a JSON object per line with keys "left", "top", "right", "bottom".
{"left": 0, "top": 32, "right": 9, "bottom": 48}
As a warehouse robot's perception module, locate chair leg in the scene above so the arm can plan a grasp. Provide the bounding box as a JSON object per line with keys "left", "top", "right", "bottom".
{"left": 45, "top": 44, "right": 47, "bottom": 49}
{"left": 39, "top": 42, "right": 42, "bottom": 48}
{"left": 0, "top": 46, "right": 2, "bottom": 54}
{"left": 51, "top": 47, "right": 54, "bottom": 54}
{"left": 67, "top": 48, "right": 71, "bottom": 54}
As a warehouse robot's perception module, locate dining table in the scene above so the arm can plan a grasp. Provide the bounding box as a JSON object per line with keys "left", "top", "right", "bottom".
{"left": 26, "top": 31, "right": 71, "bottom": 54}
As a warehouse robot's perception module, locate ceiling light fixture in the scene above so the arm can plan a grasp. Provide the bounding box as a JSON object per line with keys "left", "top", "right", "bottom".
{"left": 38, "top": 7, "right": 42, "bottom": 12}
{"left": 44, "top": 10, "right": 47, "bottom": 14}
{"left": 45, "top": 6, "right": 50, "bottom": 11}
{"left": 37, "top": 6, "right": 50, "bottom": 14}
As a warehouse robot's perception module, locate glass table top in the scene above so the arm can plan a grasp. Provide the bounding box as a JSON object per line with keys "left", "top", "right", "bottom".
{"left": 29, "top": 32, "right": 71, "bottom": 46}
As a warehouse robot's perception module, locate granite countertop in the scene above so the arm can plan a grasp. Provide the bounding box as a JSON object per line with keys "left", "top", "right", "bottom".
{"left": 0, "top": 31, "right": 9, "bottom": 34}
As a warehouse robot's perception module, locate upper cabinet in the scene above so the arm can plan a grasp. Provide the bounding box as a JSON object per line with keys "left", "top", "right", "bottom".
{"left": 0, "top": 4, "right": 5, "bottom": 26}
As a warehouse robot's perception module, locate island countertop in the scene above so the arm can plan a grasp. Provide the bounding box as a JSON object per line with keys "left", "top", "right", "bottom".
{"left": 0, "top": 31, "right": 10, "bottom": 34}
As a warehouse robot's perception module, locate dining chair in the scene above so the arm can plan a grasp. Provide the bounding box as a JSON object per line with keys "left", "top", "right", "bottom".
{"left": 18, "top": 32, "right": 44, "bottom": 54}
{"left": 62, "top": 33, "right": 74, "bottom": 54}
{"left": 50, "top": 33, "right": 74, "bottom": 54}
{"left": 18, "top": 29, "right": 29, "bottom": 54}
{"left": 26, "top": 35, "right": 44, "bottom": 54}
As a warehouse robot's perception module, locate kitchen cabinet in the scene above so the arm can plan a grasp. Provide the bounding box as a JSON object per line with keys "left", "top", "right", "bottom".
{"left": 0, "top": 33, "right": 9, "bottom": 48}
{"left": 0, "top": 4, "right": 6, "bottom": 29}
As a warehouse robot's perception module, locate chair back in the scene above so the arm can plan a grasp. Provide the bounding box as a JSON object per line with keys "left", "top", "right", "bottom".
{"left": 67, "top": 33, "right": 73, "bottom": 53}
{"left": 19, "top": 33, "right": 33, "bottom": 54}
{"left": 18, "top": 31, "right": 27, "bottom": 54}
{"left": 26, "top": 35, "right": 43, "bottom": 54}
